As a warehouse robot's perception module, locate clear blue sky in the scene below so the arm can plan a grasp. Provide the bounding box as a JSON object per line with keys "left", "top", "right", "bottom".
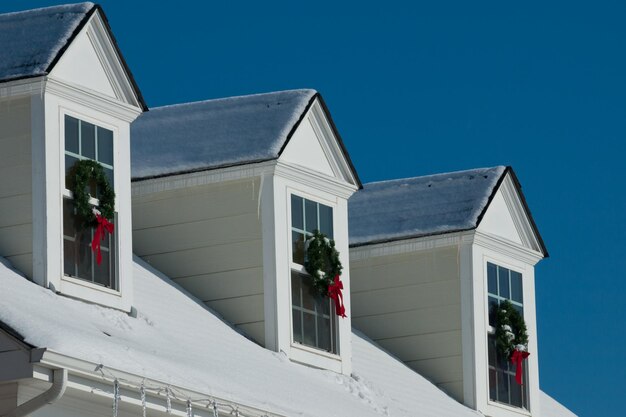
{"left": 3, "top": 1, "right": 624, "bottom": 415}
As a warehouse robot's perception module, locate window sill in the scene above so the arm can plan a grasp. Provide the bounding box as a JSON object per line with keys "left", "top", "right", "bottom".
{"left": 289, "top": 342, "right": 343, "bottom": 373}
{"left": 62, "top": 275, "right": 120, "bottom": 296}
{"left": 486, "top": 399, "right": 531, "bottom": 416}
{"left": 57, "top": 275, "right": 130, "bottom": 312}
{"left": 291, "top": 341, "right": 341, "bottom": 361}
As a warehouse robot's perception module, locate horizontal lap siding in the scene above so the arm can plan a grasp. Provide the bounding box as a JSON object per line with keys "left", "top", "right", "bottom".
{"left": 133, "top": 178, "right": 265, "bottom": 345}
{"left": 350, "top": 246, "right": 464, "bottom": 400}
{"left": 0, "top": 97, "right": 32, "bottom": 278}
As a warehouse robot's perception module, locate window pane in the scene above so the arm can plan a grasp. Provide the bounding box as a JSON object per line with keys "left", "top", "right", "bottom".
{"left": 65, "top": 115, "right": 79, "bottom": 154}
{"left": 318, "top": 296, "right": 330, "bottom": 316}
{"left": 94, "top": 250, "right": 111, "bottom": 287}
{"left": 292, "top": 309, "right": 302, "bottom": 343}
{"left": 497, "top": 370, "right": 509, "bottom": 403}
{"left": 63, "top": 199, "right": 77, "bottom": 237}
{"left": 487, "top": 262, "right": 497, "bottom": 294}
{"left": 319, "top": 204, "right": 333, "bottom": 238}
{"left": 65, "top": 155, "right": 78, "bottom": 189}
{"left": 81, "top": 121, "right": 96, "bottom": 159}
{"left": 488, "top": 336, "right": 496, "bottom": 366}
{"left": 292, "top": 231, "right": 305, "bottom": 264}
{"left": 512, "top": 303, "right": 524, "bottom": 318}
{"left": 291, "top": 272, "right": 301, "bottom": 307}
{"left": 511, "top": 271, "right": 523, "bottom": 303}
{"left": 488, "top": 296, "right": 498, "bottom": 327}
{"left": 77, "top": 230, "right": 93, "bottom": 281}
{"left": 302, "top": 313, "right": 316, "bottom": 347}
{"left": 97, "top": 127, "right": 114, "bottom": 166}
{"left": 509, "top": 374, "right": 523, "bottom": 407}
{"left": 305, "top": 199, "right": 317, "bottom": 233}
{"left": 317, "top": 316, "right": 331, "bottom": 351}
{"left": 98, "top": 168, "right": 114, "bottom": 199}
{"left": 291, "top": 195, "right": 303, "bottom": 230}
{"left": 489, "top": 369, "right": 497, "bottom": 401}
{"left": 63, "top": 238, "right": 75, "bottom": 277}
{"left": 498, "top": 266, "right": 510, "bottom": 298}
{"left": 301, "top": 276, "right": 316, "bottom": 311}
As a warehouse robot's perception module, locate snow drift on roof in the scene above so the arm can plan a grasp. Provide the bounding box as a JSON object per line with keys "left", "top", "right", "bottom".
{"left": 0, "top": 2, "right": 94, "bottom": 83}
{"left": 131, "top": 89, "right": 317, "bottom": 179}
{"left": 349, "top": 166, "right": 506, "bottom": 246}
{"left": 0, "top": 255, "right": 481, "bottom": 417}
{"left": 541, "top": 392, "right": 578, "bottom": 417}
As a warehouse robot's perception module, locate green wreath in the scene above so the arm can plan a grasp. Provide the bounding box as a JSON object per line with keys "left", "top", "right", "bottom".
{"left": 69, "top": 160, "right": 115, "bottom": 225}
{"left": 304, "top": 230, "right": 343, "bottom": 296}
{"left": 493, "top": 300, "right": 529, "bottom": 359}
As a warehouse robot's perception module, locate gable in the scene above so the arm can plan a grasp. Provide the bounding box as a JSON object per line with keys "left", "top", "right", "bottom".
{"left": 477, "top": 171, "right": 545, "bottom": 255}
{"left": 49, "top": 9, "right": 143, "bottom": 109}
{"left": 279, "top": 97, "right": 360, "bottom": 186}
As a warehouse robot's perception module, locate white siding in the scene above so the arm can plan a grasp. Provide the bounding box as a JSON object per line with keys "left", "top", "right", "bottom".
{"left": 132, "top": 178, "right": 265, "bottom": 345}
{"left": 0, "top": 97, "right": 32, "bottom": 278}
{"left": 350, "top": 246, "right": 463, "bottom": 399}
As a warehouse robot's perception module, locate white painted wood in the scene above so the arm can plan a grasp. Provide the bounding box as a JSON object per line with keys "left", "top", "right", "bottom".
{"left": 49, "top": 11, "right": 142, "bottom": 109}
{"left": 405, "top": 354, "right": 463, "bottom": 384}
{"left": 5, "top": 254, "right": 33, "bottom": 279}
{"left": 133, "top": 178, "right": 266, "bottom": 345}
{"left": 352, "top": 303, "right": 461, "bottom": 339}
{"left": 206, "top": 294, "right": 264, "bottom": 325}
{"left": 0, "top": 224, "right": 32, "bottom": 256}
{"left": 280, "top": 117, "right": 334, "bottom": 177}
{"left": 173, "top": 267, "right": 263, "bottom": 301}
{"left": 377, "top": 331, "right": 462, "bottom": 363}
{"left": 478, "top": 188, "right": 523, "bottom": 245}
{"left": 53, "top": 25, "right": 116, "bottom": 98}
{"left": 471, "top": 239, "right": 541, "bottom": 417}
{"left": 350, "top": 243, "right": 465, "bottom": 401}
{"left": 0, "top": 96, "right": 33, "bottom": 279}
{"left": 38, "top": 80, "right": 138, "bottom": 311}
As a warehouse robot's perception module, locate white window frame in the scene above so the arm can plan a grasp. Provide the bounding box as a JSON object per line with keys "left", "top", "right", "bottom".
{"left": 288, "top": 192, "right": 340, "bottom": 356}
{"left": 60, "top": 109, "right": 120, "bottom": 295}
{"left": 485, "top": 260, "right": 530, "bottom": 411}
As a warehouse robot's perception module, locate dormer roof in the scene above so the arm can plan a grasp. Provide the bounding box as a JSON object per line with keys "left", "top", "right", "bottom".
{"left": 0, "top": 2, "right": 147, "bottom": 109}
{"left": 349, "top": 166, "right": 547, "bottom": 256}
{"left": 130, "top": 89, "right": 361, "bottom": 186}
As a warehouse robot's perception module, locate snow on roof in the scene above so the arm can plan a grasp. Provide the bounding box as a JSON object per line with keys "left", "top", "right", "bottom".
{"left": 0, "top": 256, "right": 481, "bottom": 417}
{"left": 348, "top": 166, "right": 507, "bottom": 246}
{"left": 541, "top": 392, "right": 578, "bottom": 417}
{"left": 0, "top": 3, "right": 94, "bottom": 83}
{"left": 130, "top": 89, "right": 317, "bottom": 179}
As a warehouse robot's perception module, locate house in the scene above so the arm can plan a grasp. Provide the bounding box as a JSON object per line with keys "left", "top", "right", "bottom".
{"left": 349, "top": 166, "right": 547, "bottom": 416}
{"left": 0, "top": 3, "right": 576, "bottom": 417}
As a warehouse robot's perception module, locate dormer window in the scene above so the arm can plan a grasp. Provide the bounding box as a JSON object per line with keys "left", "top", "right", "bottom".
{"left": 487, "top": 262, "right": 528, "bottom": 409}
{"left": 290, "top": 194, "right": 338, "bottom": 354}
{"left": 63, "top": 115, "right": 117, "bottom": 289}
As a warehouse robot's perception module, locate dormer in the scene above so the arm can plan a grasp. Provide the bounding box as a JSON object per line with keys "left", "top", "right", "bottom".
{"left": 348, "top": 166, "right": 548, "bottom": 416}
{"left": 130, "top": 90, "right": 360, "bottom": 374}
{"left": 0, "top": 3, "right": 145, "bottom": 311}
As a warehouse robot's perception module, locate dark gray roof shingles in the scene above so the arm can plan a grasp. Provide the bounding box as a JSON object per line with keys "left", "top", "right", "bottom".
{"left": 130, "top": 89, "right": 317, "bottom": 179}
{"left": 349, "top": 166, "right": 507, "bottom": 246}
{"left": 0, "top": 2, "right": 94, "bottom": 83}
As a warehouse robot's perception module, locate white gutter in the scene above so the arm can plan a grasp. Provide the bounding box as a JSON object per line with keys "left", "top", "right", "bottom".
{"left": 3, "top": 368, "right": 67, "bottom": 417}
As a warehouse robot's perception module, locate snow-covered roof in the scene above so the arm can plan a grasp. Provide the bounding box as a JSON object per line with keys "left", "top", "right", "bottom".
{"left": 131, "top": 89, "right": 318, "bottom": 179}
{"left": 541, "top": 392, "right": 578, "bottom": 417}
{"left": 0, "top": 256, "right": 481, "bottom": 417}
{"left": 0, "top": 3, "right": 94, "bottom": 83}
{"left": 348, "top": 166, "right": 507, "bottom": 246}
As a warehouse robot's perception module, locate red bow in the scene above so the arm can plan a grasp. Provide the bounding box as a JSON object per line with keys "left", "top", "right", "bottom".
{"left": 91, "top": 213, "right": 114, "bottom": 265}
{"left": 328, "top": 275, "right": 347, "bottom": 318}
{"left": 511, "top": 348, "right": 530, "bottom": 385}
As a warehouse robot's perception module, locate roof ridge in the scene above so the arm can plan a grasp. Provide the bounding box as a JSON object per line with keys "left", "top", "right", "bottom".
{"left": 0, "top": 2, "right": 95, "bottom": 19}
{"left": 149, "top": 88, "right": 317, "bottom": 112}
{"left": 362, "top": 165, "right": 507, "bottom": 187}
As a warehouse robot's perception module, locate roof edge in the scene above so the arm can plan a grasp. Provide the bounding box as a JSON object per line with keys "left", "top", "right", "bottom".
{"left": 277, "top": 92, "right": 363, "bottom": 189}
{"left": 43, "top": 4, "right": 148, "bottom": 111}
